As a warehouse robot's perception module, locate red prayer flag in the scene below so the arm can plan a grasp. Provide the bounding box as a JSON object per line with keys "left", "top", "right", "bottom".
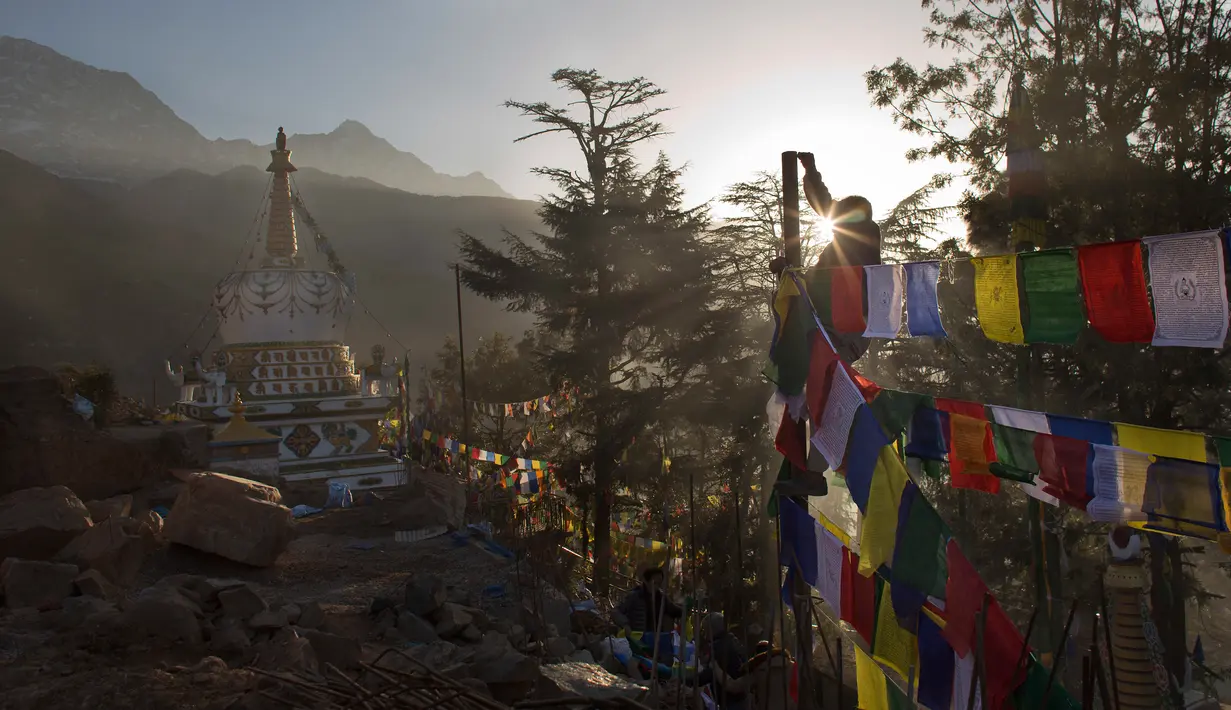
{"left": 775, "top": 404, "right": 809, "bottom": 470}
{"left": 935, "top": 398, "right": 1001, "bottom": 494}
{"left": 942, "top": 540, "right": 987, "bottom": 658}
{"left": 806, "top": 331, "right": 841, "bottom": 424}
{"left": 1034, "top": 433, "right": 1092, "bottom": 510}
{"left": 831, "top": 266, "right": 866, "bottom": 333}
{"left": 840, "top": 548, "right": 876, "bottom": 644}
{"left": 984, "top": 599, "right": 1030, "bottom": 709}
{"left": 1077, "top": 241, "right": 1155, "bottom": 343}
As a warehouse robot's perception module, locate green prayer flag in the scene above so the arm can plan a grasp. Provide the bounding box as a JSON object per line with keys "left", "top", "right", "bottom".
{"left": 1215, "top": 436, "right": 1231, "bottom": 466}
{"left": 1021, "top": 249, "right": 1084, "bottom": 344}
{"left": 871, "top": 390, "right": 934, "bottom": 439}
{"left": 887, "top": 678, "right": 916, "bottom": 710}
{"left": 771, "top": 295, "right": 815, "bottom": 396}
{"left": 990, "top": 422, "right": 1041, "bottom": 478}
{"left": 894, "top": 494, "right": 950, "bottom": 600}
{"left": 1011, "top": 657, "right": 1081, "bottom": 710}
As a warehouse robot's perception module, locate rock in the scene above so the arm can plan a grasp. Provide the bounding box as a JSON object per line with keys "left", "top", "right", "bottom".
{"left": 368, "top": 595, "right": 398, "bottom": 617}
{"left": 58, "top": 595, "right": 118, "bottom": 628}
{"left": 123, "top": 585, "right": 204, "bottom": 644}
{"left": 1, "top": 557, "right": 79, "bottom": 608}
{"left": 55, "top": 516, "right": 150, "bottom": 586}
{"left": 545, "top": 636, "right": 576, "bottom": 659}
{"left": 299, "top": 629, "right": 361, "bottom": 671}
{"left": 248, "top": 608, "right": 288, "bottom": 630}
{"left": 400, "top": 471, "right": 466, "bottom": 530}
{"left": 533, "top": 662, "right": 647, "bottom": 704}
{"left": 460, "top": 625, "right": 483, "bottom": 643}
{"left": 138, "top": 509, "right": 164, "bottom": 538}
{"left": 281, "top": 603, "right": 301, "bottom": 625}
{"left": 0, "top": 486, "right": 94, "bottom": 561}
{"left": 254, "top": 627, "right": 317, "bottom": 674}
{"left": 569, "top": 650, "right": 596, "bottom": 664}
{"left": 209, "top": 618, "right": 252, "bottom": 654}
{"left": 434, "top": 602, "right": 474, "bottom": 638}
{"left": 163, "top": 472, "right": 293, "bottom": 567}
{"left": 74, "top": 569, "right": 119, "bottom": 601}
{"left": 396, "top": 611, "right": 439, "bottom": 644}
{"left": 218, "top": 584, "right": 268, "bottom": 620}
{"left": 85, "top": 495, "right": 132, "bottom": 524}
{"left": 296, "top": 600, "right": 326, "bottom": 629}
{"left": 403, "top": 575, "right": 446, "bottom": 617}
{"left": 472, "top": 650, "right": 542, "bottom": 705}
{"left": 459, "top": 604, "right": 490, "bottom": 631}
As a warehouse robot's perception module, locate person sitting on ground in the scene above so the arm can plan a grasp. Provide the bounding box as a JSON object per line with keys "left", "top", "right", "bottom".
{"left": 690, "top": 613, "right": 749, "bottom": 709}
{"left": 612, "top": 567, "right": 682, "bottom": 662}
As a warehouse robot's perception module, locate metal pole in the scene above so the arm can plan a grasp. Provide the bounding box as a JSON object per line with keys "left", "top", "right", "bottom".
{"left": 455, "top": 264, "right": 471, "bottom": 458}
{"left": 781, "top": 150, "right": 814, "bottom": 709}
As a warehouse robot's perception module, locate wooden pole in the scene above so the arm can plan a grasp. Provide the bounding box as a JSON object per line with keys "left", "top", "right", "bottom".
{"left": 454, "top": 264, "right": 471, "bottom": 461}
{"left": 781, "top": 149, "right": 815, "bottom": 710}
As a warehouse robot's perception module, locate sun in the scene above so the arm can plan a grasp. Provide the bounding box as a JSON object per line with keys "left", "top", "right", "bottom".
{"left": 818, "top": 217, "right": 835, "bottom": 244}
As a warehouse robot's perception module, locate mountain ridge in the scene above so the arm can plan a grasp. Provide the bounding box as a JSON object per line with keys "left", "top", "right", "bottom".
{"left": 0, "top": 35, "right": 511, "bottom": 198}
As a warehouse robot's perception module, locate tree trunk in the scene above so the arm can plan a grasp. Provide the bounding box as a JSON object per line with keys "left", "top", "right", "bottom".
{"left": 592, "top": 453, "right": 615, "bottom": 592}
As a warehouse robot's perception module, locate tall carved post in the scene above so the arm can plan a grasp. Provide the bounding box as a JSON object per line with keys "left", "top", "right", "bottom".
{"left": 1104, "top": 528, "right": 1161, "bottom": 709}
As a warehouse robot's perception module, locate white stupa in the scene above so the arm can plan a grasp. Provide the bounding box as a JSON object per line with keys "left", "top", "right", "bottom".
{"left": 166, "top": 127, "right": 404, "bottom": 490}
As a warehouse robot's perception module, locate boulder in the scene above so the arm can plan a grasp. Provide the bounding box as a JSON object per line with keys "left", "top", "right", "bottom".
{"left": 74, "top": 569, "right": 120, "bottom": 601}
{"left": 282, "top": 603, "right": 302, "bottom": 624}
{"left": 396, "top": 611, "right": 439, "bottom": 644}
{"left": 209, "top": 617, "right": 252, "bottom": 655}
{"left": 0, "top": 486, "right": 93, "bottom": 561}
{"left": 544, "top": 636, "right": 576, "bottom": 659}
{"left": 299, "top": 629, "right": 361, "bottom": 671}
{"left": 85, "top": 495, "right": 132, "bottom": 523}
{"left": 254, "top": 627, "right": 317, "bottom": 674}
{"left": 56, "top": 516, "right": 150, "bottom": 586}
{"left": 123, "top": 585, "right": 203, "bottom": 644}
{"left": 138, "top": 509, "right": 164, "bottom": 538}
{"left": 58, "top": 595, "right": 118, "bottom": 628}
{"left": 460, "top": 625, "right": 483, "bottom": 643}
{"left": 404, "top": 575, "right": 446, "bottom": 617}
{"left": 533, "top": 662, "right": 647, "bottom": 704}
{"left": 434, "top": 602, "right": 474, "bottom": 638}
{"left": 1, "top": 557, "right": 79, "bottom": 608}
{"left": 217, "top": 584, "right": 268, "bottom": 620}
{"left": 296, "top": 600, "right": 326, "bottom": 629}
{"left": 471, "top": 650, "right": 542, "bottom": 704}
{"left": 163, "top": 472, "right": 293, "bottom": 566}
{"left": 399, "top": 471, "right": 466, "bottom": 530}
{"left": 248, "top": 608, "right": 289, "bottom": 630}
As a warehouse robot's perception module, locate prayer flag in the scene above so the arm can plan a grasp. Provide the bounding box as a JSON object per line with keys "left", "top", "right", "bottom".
{"left": 1215, "top": 438, "right": 1231, "bottom": 536}
{"left": 953, "top": 651, "right": 983, "bottom": 710}
{"left": 841, "top": 547, "right": 877, "bottom": 644}
{"left": 844, "top": 404, "right": 892, "bottom": 513}
{"left": 904, "top": 261, "right": 947, "bottom": 337}
{"left": 942, "top": 540, "right": 986, "bottom": 658}
{"left": 859, "top": 444, "right": 910, "bottom": 575}
{"left": 1114, "top": 423, "right": 1209, "bottom": 463}
{"left": 775, "top": 404, "right": 809, "bottom": 471}
{"left": 905, "top": 406, "right": 949, "bottom": 461}
{"left": 810, "top": 366, "right": 865, "bottom": 470}
{"left": 987, "top": 405, "right": 1050, "bottom": 434}
{"left": 871, "top": 389, "right": 933, "bottom": 440}
{"left": 972, "top": 255, "right": 1025, "bottom": 344}
{"left": 1142, "top": 457, "right": 1223, "bottom": 537}
{"left": 917, "top": 614, "right": 955, "bottom": 710}
{"left": 892, "top": 482, "right": 950, "bottom": 603}
{"left": 1087, "top": 444, "right": 1151, "bottom": 524}
{"left": 1077, "top": 241, "right": 1155, "bottom": 342}
{"left": 1034, "top": 434, "right": 1093, "bottom": 510}
{"left": 769, "top": 278, "right": 816, "bottom": 396}
{"left": 855, "top": 644, "right": 890, "bottom": 710}
{"left": 1021, "top": 249, "right": 1084, "bottom": 344}
{"left": 831, "top": 265, "right": 867, "bottom": 334}
{"left": 936, "top": 399, "right": 1001, "bottom": 494}
{"left": 805, "top": 331, "right": 841, "bottom": 425}
{"left": 872, "top": 579, "right": 919, "bottom": 679}
{"left": 864, "top": 264, "right": 905, "bottom": 338}
{"left": 1144, "top": 231, "right": 1229, "bottom": 348}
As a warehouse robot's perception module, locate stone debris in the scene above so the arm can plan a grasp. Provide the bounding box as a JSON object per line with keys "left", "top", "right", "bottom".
{"left": 84, "top": 494, "right": 133, "bottom": 523}
{"left": 0, "top": 485, "right": 94, "bottom": 561}
{"left": 1, "top": 557, "right": 80, "bottom": 609}
{"left": 55, "top": 515, "right": 153, "bottom": 586}
{"left": 73, "top": 569, "right": 119, "bottom": 601}
{"left": 163, "top": 472, "right": 293, "bottom": 567}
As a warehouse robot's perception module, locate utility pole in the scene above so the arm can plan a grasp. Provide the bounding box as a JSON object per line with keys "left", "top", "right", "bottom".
{"left": 781, "top": 150, "right": 815, "bottom": 709}
{"left": 455, "top": 264, "right": 471, "bottom": 462}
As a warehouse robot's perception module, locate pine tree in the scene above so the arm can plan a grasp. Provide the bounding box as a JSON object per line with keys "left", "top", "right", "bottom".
{"left": 459, "top": 69, "right": 737, "bottom": 589}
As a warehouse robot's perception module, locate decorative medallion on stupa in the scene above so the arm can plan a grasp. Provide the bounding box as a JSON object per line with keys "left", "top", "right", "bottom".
{"left": 165, "top": 128, "right": 403, "bottom": 490}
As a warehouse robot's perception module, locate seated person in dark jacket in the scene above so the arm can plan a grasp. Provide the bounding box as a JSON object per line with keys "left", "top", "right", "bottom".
{"left": 692, "top": 613, "right": 749, "bottom": 709}
{"left": 613, "top": 567, "right": 682, "bottom": 657}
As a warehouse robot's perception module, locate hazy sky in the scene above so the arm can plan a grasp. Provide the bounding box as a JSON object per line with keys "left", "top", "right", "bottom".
{"left": 2, "top": 0, "right": 966, "bottom": 230}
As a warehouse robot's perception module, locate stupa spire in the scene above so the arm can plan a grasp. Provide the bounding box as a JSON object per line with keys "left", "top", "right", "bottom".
{"left": 265, "top": 126, "right": 299, "bottom": 262}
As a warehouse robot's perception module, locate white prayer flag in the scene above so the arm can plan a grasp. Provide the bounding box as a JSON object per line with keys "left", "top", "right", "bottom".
{"left": 810, "top": 368, "right": 865, "bottom": 469}
{"left": 953, "top": 651, "right": 982, "bottom": 710}
{"left": 1088, "top": 444, "right": 1151, "bottom": 523}
{"left": 863, "top": 264, "right": 905, "bottom": 338}
{"left": 1144, "top": 231, "right": 1229, "bottom": 348}
{"left": 987, "top": 405, "right": 1051, "bottom": 434}
{"left": 816, "top": 529, "right": 844, "bottom": 613}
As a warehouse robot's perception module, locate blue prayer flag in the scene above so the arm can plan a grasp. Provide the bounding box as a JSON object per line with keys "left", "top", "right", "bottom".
{"left": 905, "top": 261, "right": 947, "bottom": 337}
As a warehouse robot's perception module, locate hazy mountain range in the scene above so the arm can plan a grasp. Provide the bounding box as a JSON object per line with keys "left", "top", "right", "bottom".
{"left": 0, "top": 36, "right": 539, "bottom": 399}
{"left": 0, "top": 36, "right": 511, "bottom": 198}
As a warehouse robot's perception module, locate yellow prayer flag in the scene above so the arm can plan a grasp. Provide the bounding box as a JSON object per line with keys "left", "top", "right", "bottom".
{"left": 872, "top": 580, "right": 919, "bottom": 680}
{"left": 855, "top": 645, "right": 890, "bottom": 710}
{"left": 972, "top": 255, "right": 1025, "bottom": 344}
{"left": 949, "top": 413, "right": 993, "bottom": 473}
{"left": 859, "top": 445, "right": 909, "bottom": 576}
{"left": 816, "top": 509, "right": 852, "bottom": 548}
{"left": 1114, "top": 423, "right": 1209, "bottom": 463}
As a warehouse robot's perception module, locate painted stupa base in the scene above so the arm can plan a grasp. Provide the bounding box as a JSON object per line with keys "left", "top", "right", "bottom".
{"left": 179, "top": 389, "right": 403, "bottom": 491}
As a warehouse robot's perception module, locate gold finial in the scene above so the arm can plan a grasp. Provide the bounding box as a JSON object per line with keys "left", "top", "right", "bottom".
{"left": 228, "top": 391, "right": 246, "bottom": 418}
